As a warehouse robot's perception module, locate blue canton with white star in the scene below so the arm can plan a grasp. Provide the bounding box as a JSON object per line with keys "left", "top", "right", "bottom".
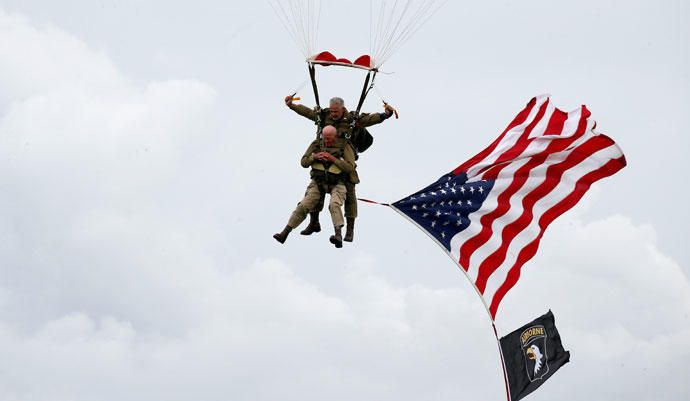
{"left": 392, "top": 172, "right": 494, "bottom": 251}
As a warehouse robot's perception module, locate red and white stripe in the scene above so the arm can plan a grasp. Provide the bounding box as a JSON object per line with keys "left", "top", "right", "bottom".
{"left": 450, "top": 95, "right": 626, "bottom": 320}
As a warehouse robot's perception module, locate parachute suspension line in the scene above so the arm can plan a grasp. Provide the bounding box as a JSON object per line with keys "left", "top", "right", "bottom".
{"left": 369, "top": 0, "right": 373, "bottom": 57}
{"left": 376, "top": 0, "right": 413, "bottom": 64}
{"left": 370, "top": 0, "right": 403, "bottom": 66}
{"left": 289, "top": 0, "right": 309, "bottom": 56}
{"left": 268, "top": 0, "right": 321, "bottom": 58}
{"left": 369, "top": 0, "right": 447, "bottom": 67}
{"left": 373, "top": 85, "right": 388, "bottom": 104}
{"left": 380, "top": 0, "right": 446, "bottom": 65}
{"left": 375, "top": 0, "right": 412, "bottom": 67}
{"left": 269, "top": 1, "right": 307, "bottom": 57}
{"left": 271, "top": 0, "right": 444, "bottom": 67}
{"left": 376, "top": 0, "right": 418, "bottom": 64}
{"left": 308, "top": 63, "right": 321, "bottom": 109}
{"left": 296, "top": 0, "right": 320, "bottom": 57}
{"left": 355, "top": 70, "right": 378, "bottom": 115}
{"left": 291, "top": 78, "right": 308, "bottom": 96}
{"left": 392, "top": 0, "right": 446, "bottom": 59}
{"left": 314, "top": 0, "right": 322, "bottom": 57}
{"left": 372, "top": 0, "right": 399, "bottom": 67}
{"left": 373, "top": 1, "right": 387, "bottom": 66}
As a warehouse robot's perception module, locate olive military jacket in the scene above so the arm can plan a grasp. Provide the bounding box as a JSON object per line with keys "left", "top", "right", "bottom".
{"left": 288, "top": 104, "right": 389, "bottom": 139}
{"left": 300, "top": 138, "right": 355, "bottom": 183}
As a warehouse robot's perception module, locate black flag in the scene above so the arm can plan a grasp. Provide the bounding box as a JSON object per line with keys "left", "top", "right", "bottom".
{"left": 499, "top": 310, "right": 570, "bottom": 400}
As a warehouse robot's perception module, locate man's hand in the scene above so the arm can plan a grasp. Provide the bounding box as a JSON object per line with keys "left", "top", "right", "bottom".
{"left": 314, "top": 152, "right": 336, "bottom": 162}
{"left": 284, "top": 94, "right": 293, "bottom": 106}
{"left": 384, "top": 103, "right": 399, "bottom": 119}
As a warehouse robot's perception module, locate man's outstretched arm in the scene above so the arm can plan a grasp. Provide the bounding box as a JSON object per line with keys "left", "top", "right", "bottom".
{"left": 285, "top": 95, "right": 318, "bottom": 121}
{"left": 357, "top": 102, "right": 398, "bottom": 127}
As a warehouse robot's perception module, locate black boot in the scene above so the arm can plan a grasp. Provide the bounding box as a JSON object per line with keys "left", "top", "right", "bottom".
{"left": 329, "top": 225, "right": 343, "bottom": 248}
{"left": 344, "top": 217, "right": 355, "bottom": 242}
{"left": 300, "top": 212, "right": 321, "bottom": 235}
{"left": 273, "top": 226, "right": 292, "bottom": 244}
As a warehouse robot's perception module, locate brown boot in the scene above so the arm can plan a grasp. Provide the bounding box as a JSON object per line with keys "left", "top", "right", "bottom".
{"left": 344, "top": 217, "right": 355, "bottom": 242}
{"left": 329, "top": 225, "right": 343, "bottom": 248}
{"left": 300, "top": 212, "right": 321, "bottom": 235}
{"left": 273, "top": 226, "right": 292, "bottom": 244}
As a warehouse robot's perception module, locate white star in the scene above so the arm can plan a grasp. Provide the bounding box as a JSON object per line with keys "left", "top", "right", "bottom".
{"left": 431, "top": 221, "right": 437, "bottom": 227}
{"left": 445, "top": 182, "right": 450, "bottom": 188}
{"left": 456, "top": 212, "right": 461, "bottom": 216}
{"left": 456, "top": 220, "right": 462, "bottom": 226}
{"left": 441, "top": 189, "right": 447, "bottom": 194}
{"left": 431, "top": 202, "right": 436, "bottom": 207}
{"left": 422, "top": 203, "right": 427, "bottom": 208}
{"left": 412, "top": 205, "right": 418, "bottom": 210}
{"left": 420, "top": 193, "right": 427, "bottom": 198}
{"left": 440, "top": 201, "right": 445, "bottom": 206}
{"left": 450, "top": 188, "right": 456, "bottom": 194}
{"left": 431, "top": 191, "right": 437, "bottom": 196}
{"left": 441, "top": 232, "right": 446, "bottom": 238}
{"left": 460, "top": 186, "right": 466, "bottom": 193}
{"left": 443, "top": 221, "right": 449, "bottom": 226}
{"left": 435, "top": 210, "right": 442, "bottom": 217}
{"left": 470, "top": 186, "right": 475, "bottom": 193}
{"left": 467, "top": 200, "right": 473, "bottom": 206}
{"left": 447, "top": 176, "right": 452, "bottom": 181}
{"left": 457, "top": 200, "right": 462, "bottom": 205}
{"left": 411, "top": 196, "right": 417, "bottom": 200}
{"left": 422, "top": 212, "right": 429, "bottom": 218}
{"left": 478, "top": 187, "right": 484, "bottom": 194}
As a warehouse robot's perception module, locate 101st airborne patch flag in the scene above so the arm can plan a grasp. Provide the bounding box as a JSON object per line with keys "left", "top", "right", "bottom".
{"left": 499, "top": 310, "right": 570, "bottom": 400}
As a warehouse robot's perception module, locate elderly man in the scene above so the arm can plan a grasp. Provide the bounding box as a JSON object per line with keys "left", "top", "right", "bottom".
{"left": 273, "top": 125, "right": 355, "bottom": 248}
{"left": 284, "top": 95, "right": 397, "bottom": 242}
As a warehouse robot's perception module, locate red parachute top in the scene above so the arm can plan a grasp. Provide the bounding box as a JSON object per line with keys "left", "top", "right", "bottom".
{"left": 308, "top": 51, "right": 376, "bottom": 71}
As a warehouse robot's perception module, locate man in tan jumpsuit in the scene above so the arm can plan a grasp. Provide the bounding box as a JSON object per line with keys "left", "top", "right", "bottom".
{"left": 273, "top": 125, "right": 355, "bottom": 248}
{"left": 284, "top": 95, "right": 397, "bottom": 242}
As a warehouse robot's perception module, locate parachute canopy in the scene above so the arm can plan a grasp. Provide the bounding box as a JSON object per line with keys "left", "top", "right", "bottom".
{"left": 269, "top": 0, "right": 446, "bottom": 69}
{"left": 308, "top": 51, "right": 375, "bottom": 70}
{"left": 270, "top": 0, "right": 445, "bottom": 111}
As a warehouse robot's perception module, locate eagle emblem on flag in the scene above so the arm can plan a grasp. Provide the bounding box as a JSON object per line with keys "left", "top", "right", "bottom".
{"left": 520, "top": 325, "right": 549, "bottom": 381}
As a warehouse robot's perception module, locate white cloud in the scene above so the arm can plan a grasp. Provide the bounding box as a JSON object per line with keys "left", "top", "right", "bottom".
{"left": 0, "top": 10, "right": 125, "bottom": 103}
{"left": 0, "top": 8, "right": 220, "bottom": 331}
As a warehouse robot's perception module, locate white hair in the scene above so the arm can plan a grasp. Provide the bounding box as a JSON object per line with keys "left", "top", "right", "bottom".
{"left": 322, "top": 125, "right": 337, "bottom": 136}
{"left": 329, "top": 97, "right": 345, "bottom": 107}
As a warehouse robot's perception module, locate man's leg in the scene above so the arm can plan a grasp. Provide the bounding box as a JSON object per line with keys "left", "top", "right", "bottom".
{"left": 274, "top": 181, "right": 321, "bottom": 244}
{"left": 301, "top": 191, "right": 325, "bottom": 235}
{"left": 328, "top": 183, "right": 347, "bottom": 248}
{"left": 344, "top": 181, "right": 357, "bottom": 242}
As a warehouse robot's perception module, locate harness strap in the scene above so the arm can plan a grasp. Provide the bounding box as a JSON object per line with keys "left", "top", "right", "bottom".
{"left": 308, "top": 63, "right": 321, "bottom": 109}
{"left": 355, "top": 70, "right": 378, "bottom": 115}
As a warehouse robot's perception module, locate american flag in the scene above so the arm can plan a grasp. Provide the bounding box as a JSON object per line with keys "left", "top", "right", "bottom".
{"left": 392, "top": 95, "right": 626, "bottom": 320}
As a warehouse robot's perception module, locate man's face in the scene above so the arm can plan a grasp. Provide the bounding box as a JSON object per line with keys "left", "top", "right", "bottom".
{"left": 323, "top": 129, "right": 337, "bottom": 146}
{"left": 329, "top": 105, "right": 344, "bottom": 120}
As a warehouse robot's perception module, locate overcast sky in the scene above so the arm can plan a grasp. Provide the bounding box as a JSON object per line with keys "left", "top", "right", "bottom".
{"left": 0, "top": 1, "right": 688, "bottom": 400}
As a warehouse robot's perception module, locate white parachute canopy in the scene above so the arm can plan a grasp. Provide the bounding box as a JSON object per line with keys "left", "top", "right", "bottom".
{"left": 269, "top": 0, "right": 446, "bottom": 68}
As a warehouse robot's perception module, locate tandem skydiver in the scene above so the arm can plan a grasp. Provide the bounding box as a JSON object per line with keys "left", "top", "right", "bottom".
{"left": 284, "top": 95, "right": 397, "bottom": 242}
